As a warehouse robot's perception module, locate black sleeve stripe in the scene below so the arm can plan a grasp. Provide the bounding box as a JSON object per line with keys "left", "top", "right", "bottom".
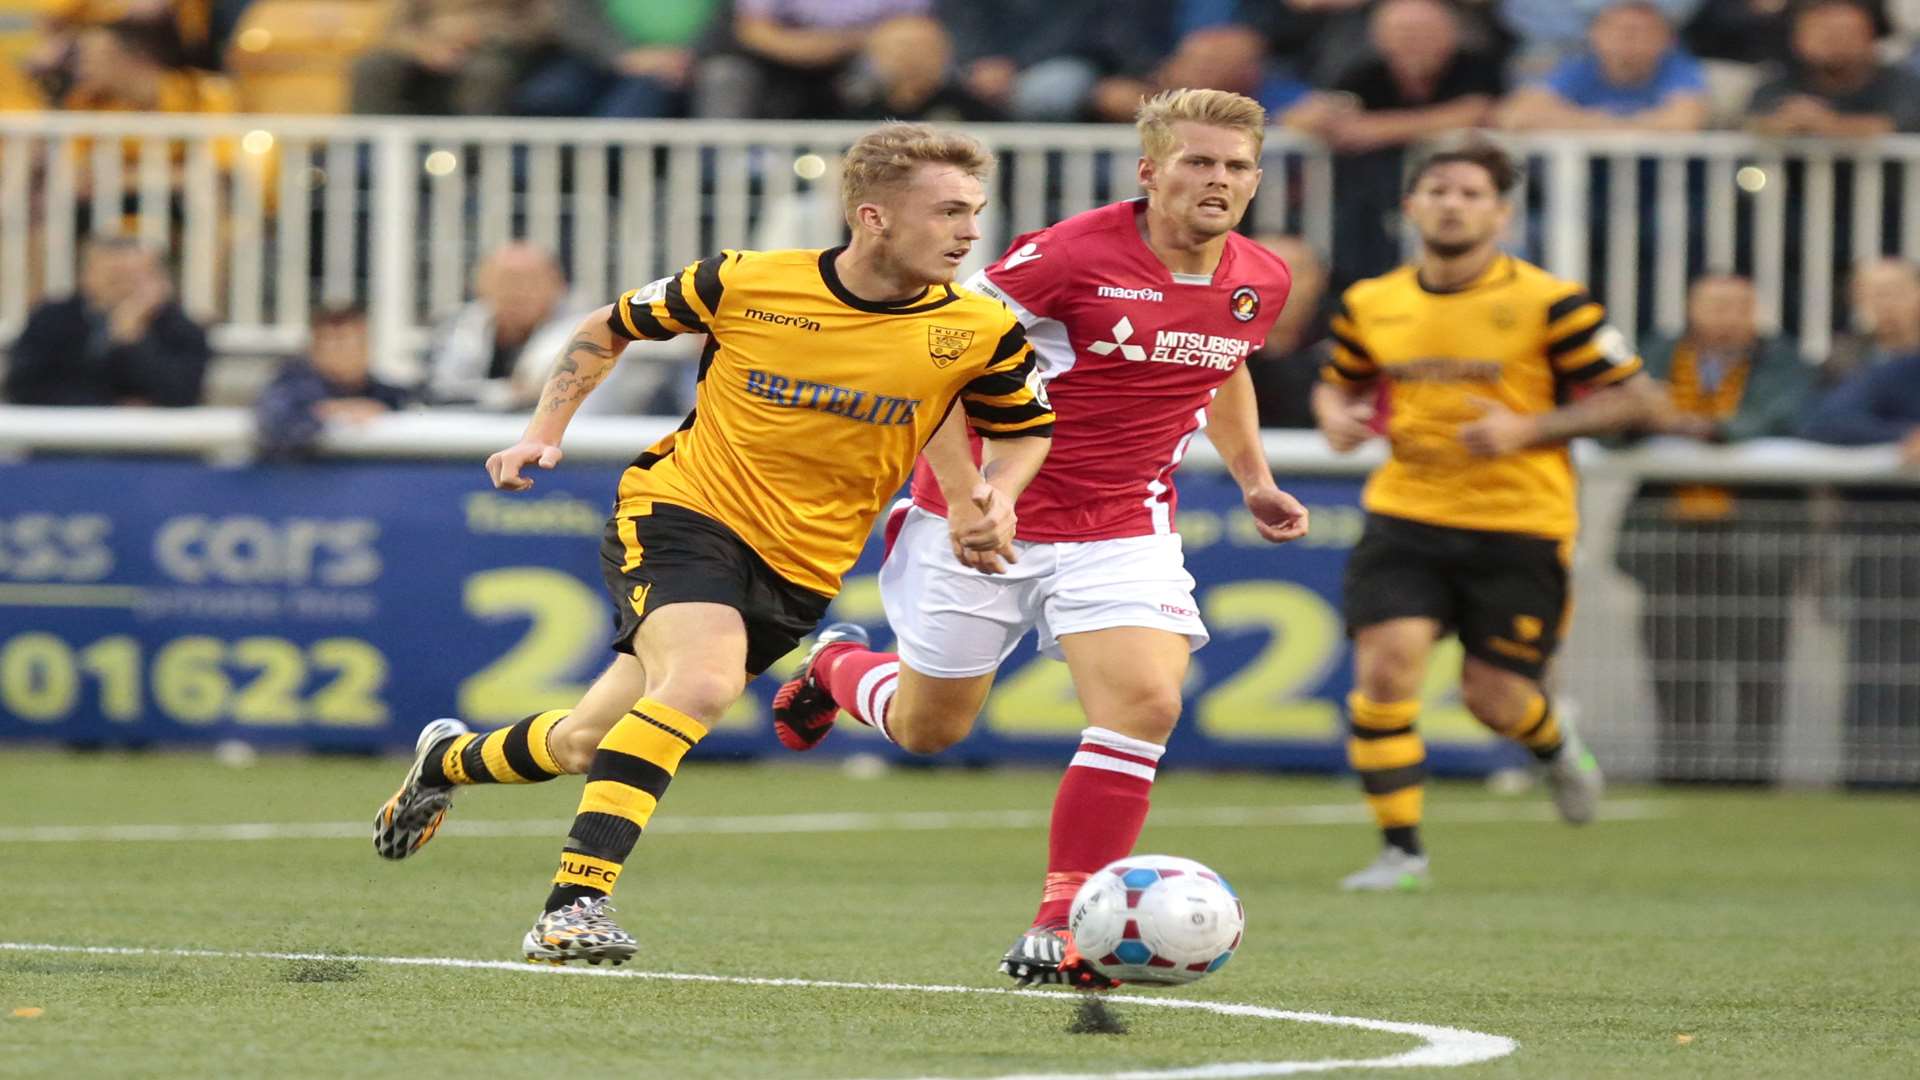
{"left": 624, "top": 301, "right": 675, "bottom": 341}
{"left": 608, "top": 305, "right": 638, "bottom": 340}
{"left": 980, "top": 420, "right": 1053, "bottom": 440}
{"left": 663, "top": 272, "right": 708, "bottom": 334}
{"left": 691, "top": 254, "right": 726, "bottom": 321}
{"left": 966, "top": 370, "right": 1029, "bottom": 397}
{"left": 1546, "top": 321, "right": 1599, "bottom": 358}
{"left": 1328, "top": 353, "right": 1373, "bottom": 379}
{"left": 1547, "top": 291, "right": 1594, "bottom": 324}
{"left": 1559, "top": 357, "right": 1620, "bottom": 384}
{"left": 988, "top": 322, "right": 1029, "bottom": 366}
{"left": 694, "top": 336, "right": 718, "bottom": 384}
{"left": 1329, "top": 328, "right": 1373, "bottom": 361}
{"left": 961, "top": 400, "right": 1046, "bottom": 424}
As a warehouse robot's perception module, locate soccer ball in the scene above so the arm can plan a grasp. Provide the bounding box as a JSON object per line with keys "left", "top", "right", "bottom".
{"left": 1068, "top": 854, "right": 1244, "bottom": 986}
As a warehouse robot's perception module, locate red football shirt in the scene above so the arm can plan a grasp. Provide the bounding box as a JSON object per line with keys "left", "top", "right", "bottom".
{"left": 912, "top": 199, "right": 1292, "bottom": 541}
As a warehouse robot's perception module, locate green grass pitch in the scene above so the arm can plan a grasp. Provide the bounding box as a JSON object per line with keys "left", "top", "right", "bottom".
{"left": 0, "top": 751, "right": 1915, "bottom": 1078}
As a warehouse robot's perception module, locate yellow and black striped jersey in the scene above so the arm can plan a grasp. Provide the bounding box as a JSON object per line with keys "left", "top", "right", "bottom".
{"left": 1324, "top": 254, "right": 1642, "bottom": 539}
{"left": 608, "top": 246, "right": 1054, "bottom": 595}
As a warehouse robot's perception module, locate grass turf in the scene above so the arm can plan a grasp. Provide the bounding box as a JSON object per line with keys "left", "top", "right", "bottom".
{"left": 0, "top": 751, "right": 1915, "bottom": 1078}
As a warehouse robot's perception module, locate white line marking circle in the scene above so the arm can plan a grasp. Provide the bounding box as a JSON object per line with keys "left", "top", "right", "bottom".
{"left": 0, "top": 942, "right": 1515, "bottom": 1077}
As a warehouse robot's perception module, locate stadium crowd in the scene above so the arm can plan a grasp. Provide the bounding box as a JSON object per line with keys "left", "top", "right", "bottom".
{"left": 2, "top": 1, "right": 1916, "bottom": 448}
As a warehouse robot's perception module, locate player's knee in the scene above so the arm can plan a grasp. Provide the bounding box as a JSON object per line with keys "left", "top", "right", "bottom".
{"left": 1352, "top": 640, "right": 1424, "bottom": 700}
{"left": 1355, "top": 659, "right": 1422, "bottom": 703}
{"left": 888, "top": 702, "right": 973, "bottom": 755}
{"left": 1100, "top": 686, "right": 1182, "bottom": 743}
{"left": 1459, "top": 664, "right": 1529, "bottom": 732}
{"left": 650, "top": 668, "right": 747, "bottom": 725}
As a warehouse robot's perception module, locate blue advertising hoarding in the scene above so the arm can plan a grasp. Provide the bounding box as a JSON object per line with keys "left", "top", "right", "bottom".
{"left": 0, "top": 459, "right": 1517, "bottom": 773}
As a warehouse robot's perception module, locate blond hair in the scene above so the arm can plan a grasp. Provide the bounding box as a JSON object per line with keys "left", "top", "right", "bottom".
{"left": 1135, "top": 88, "right": 1267, "bottom": 163}
{"left": 841, "top": 122, "right": 995, "bottom": 226}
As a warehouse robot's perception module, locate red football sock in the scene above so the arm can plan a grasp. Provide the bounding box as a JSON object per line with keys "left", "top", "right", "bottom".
{"left": 1033, "top": 726, "right": 1165, "bottom": 928}
{"left": 814, "top": 643, "right": 900, "bottom": 743}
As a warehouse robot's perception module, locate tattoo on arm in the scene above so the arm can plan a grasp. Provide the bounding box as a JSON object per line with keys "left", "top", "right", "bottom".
{"left": 534, "top": 334, "right": 619, "bottom": 418}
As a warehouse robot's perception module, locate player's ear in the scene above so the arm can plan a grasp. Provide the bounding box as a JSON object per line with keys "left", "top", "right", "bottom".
{"left": 1136, "top": 155, "right": 1155, "bottom": 193}
{"left": 858, "top": 201, "right": 892, "bottom": 237}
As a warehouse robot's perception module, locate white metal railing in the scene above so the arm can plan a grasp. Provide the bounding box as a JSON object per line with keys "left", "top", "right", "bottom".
{"left": 7, "top": 116, "right": 1918, "bottom": 380}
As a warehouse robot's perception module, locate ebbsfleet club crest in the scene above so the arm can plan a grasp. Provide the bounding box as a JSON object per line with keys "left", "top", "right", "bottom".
{"left": 928, "top": 326, "right": 975, "bottom": 367}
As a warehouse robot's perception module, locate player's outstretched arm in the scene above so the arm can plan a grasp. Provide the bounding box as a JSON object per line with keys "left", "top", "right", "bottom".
{"left": 1209, "top": 365, "right": 1309, "bottom": 543}
{"left": 485, "top": 305, "right": 624, "bottom": 491}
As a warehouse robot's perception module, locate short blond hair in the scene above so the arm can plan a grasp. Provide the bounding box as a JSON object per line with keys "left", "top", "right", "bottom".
{"left": 1136, "top": 88, "right": 1267, "bottom": 163}
{"left": 841, "top": 122, "right": 995, "bottom": 226}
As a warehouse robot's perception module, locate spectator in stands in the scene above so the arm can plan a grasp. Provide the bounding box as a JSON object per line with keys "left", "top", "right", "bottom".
{"left": 1800, "top": 350, "right": 1920, "bottom": 786}
{"left": 1247, "top": 235, "right": 1334, "bottom": 429}
{"left": 54, "top": 19, "right": 234, "bottom": 114}
{"left": 1496, "top": 1, "right": 1710, "bottom": 131}
{"left": 1283, "top": 0, "right": 1503, "bottom": 286}
{"left": 1147, "top": 22, "right": 1312, "bottom": 116}
{"left": 350, "top": 0, "right": 555, "bottom": 117}
{"left": 255, "top": 304, "right": 411, "bottom": 460}
{"left": 1614, "top": 274, "right": 1814, "bottom": 782}
{"left": 514, "top": 0, "right": 720, "bottom": 118}
{"left": 1685, "top": 0, "right": 1891, "bottom": 66}
{"left": 1827, "top": 257, "right": 1920, "bottom": 382}
{"left": 423, "top": 242, "right": 582, "bottom": 411}
{"left": 22, "top": 0, "right": 230, "bottom": 102}
{"left": 840, "top": 14, "right": 1001, "bottom": 121}
{"left": 1499, "top": 0, "right": 1704, "bottom": 76}
{"left": 691, "top": 0, "right": 929, "bottom": 120}
{"left": 3, "top": 235, "right": 208, "bottom": 407}
{"left": 1747, "top": 0, "right": 1920, "bottom": 135}
{"left": 934, "top": 0, "right": 1175, "bottom": 122}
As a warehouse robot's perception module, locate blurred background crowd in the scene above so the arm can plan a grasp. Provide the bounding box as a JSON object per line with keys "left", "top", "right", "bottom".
{"left": 2, "top": 0, "right": 1917, "bottom": 446}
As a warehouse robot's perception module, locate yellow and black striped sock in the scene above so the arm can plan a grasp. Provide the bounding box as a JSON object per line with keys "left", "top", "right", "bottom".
{"left": 1347, "top": 692, "right": 1426, "bottom": 856}
{"left": 545, "top": 698, "right": 709, "bottom": 912}
{"left": 1512, "top": 693, "right": 1564, "bottom": 762}
{"left": 421, "top": 710, "right": 567, "bottom": 786}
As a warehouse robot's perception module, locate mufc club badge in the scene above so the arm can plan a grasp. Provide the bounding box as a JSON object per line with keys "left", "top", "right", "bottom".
{"left": 1230, "top": 286, "right": 1259, "bottom": 322}
{"left": 927, "top": 325, "right": 975, "bottom": 367}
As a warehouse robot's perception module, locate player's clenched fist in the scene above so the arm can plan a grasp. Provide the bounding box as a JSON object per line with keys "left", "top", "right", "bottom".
{"left": 486, "top": 440, "right": 564, "bottom": 491}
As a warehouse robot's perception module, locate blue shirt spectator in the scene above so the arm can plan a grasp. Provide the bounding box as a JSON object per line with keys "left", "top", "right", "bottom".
{"left": 1501, "top": 0, "right": 1703, "bottom": 66}
{"left": 1542, "top": 45, "right": 1703, "bottom": 113}
{"left": 1800, "top": 353, "right": 1920, "bottom": 449}
{"left": 1496, "top": 2, "right": 1708, "bottom": 131}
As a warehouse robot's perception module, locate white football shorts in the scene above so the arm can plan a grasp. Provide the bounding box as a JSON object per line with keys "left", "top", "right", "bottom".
{"left": 878, "top": 503, "right": 1209, "bottom": 679}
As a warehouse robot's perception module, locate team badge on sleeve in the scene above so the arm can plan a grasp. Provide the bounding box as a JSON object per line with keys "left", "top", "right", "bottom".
{"left": 1230, "top": 286, "right": 1260, "bottom": 322}
{"left": 928, "top": 326, "right": 976, "bottom": 367}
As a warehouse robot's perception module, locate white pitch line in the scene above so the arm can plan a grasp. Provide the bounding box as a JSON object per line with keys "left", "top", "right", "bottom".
{"left": 0, "top": 800, "right": 1669, "bottom": 845}
{"left": 0, "top": 941, "right": 1516, "bottom": 1078}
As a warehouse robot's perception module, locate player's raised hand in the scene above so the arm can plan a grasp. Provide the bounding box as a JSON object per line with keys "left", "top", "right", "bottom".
{"left": 486, "top": 440, "right": 563, "bottom": 491}
{"left": 1246, "top": 486, "right": 1310, "bottom": 543}
{"left": 1316, "top": 398, "right": 1376, "bottom": 453}
{"left": 1458, "top": 397, "right": 1541, "bottom": 458}
{"left": 948, "top": 480, "right": 1018, "bottom": 574}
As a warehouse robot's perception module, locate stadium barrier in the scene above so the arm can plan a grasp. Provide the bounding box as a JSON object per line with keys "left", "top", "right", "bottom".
{"left": 2, "top": 407, "right": 1913, "bottom": 786}
{"left": 4, "top": 115, "right": 1919, "bottom": 378}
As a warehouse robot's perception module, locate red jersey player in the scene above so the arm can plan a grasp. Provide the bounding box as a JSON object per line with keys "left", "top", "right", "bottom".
{"left": 773, "top": 89, "right": 1310, "bottom": 987}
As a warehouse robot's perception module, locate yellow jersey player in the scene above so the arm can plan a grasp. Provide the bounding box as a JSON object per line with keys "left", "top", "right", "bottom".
{"left": 371, "top": 123, "right": 1055, "bottom": 964}
{"left": 1311, "top": 140, "right": 1659, "bottom": 892}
